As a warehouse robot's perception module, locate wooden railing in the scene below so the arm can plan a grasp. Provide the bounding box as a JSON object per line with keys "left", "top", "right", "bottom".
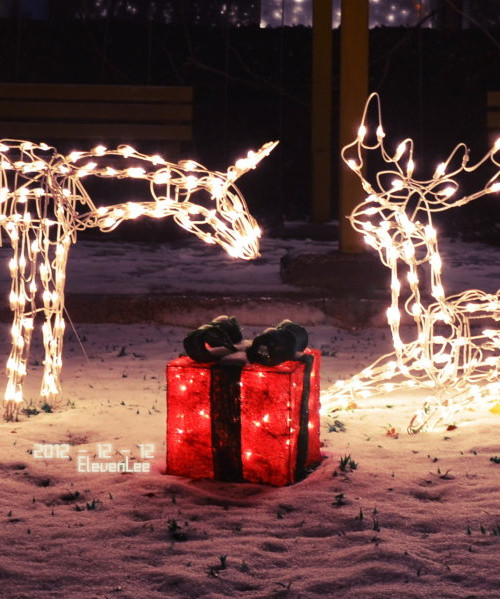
{"left": 0, "top": 83, "right": 193, "bottom": 157}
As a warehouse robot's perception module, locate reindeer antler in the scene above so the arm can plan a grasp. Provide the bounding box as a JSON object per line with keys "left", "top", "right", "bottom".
{"left": 343, "top": 92, "right": 500, "bottom": 211}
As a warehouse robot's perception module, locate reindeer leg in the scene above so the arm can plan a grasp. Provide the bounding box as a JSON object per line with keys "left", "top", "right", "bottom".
{"left": 325, "top": 349, "right": 403, "bottom": 408}
{"left": 4, "top": 316, "right": 31, "bottom": 422}
{"left": 39, "top": 236, "right": 69, "bottom": 408}
{"left": 4, "top": 311, "right": 34, "bottom": 421}
{"left": 40, "top": 312, "right": 64, "bottom": 406}
{"left": 3, "top": 234, "right": 35, "bottom": 421}
{"left": 323, "top": 338, "right": 437, "bottom": 426}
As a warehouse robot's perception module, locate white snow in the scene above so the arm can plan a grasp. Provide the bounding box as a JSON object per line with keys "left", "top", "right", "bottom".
{"left": 0, "top": 232, "right": 499, "bottom": 598}
{"left": 0, "top": 233, "right": 492, "bottom": 297}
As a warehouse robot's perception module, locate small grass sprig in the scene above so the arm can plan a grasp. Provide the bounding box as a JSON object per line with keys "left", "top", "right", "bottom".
{"left": 328, "top": 420, "right": 346, "bottom": 433}
{"left": 167, "top": 518, "right": 188, "bottom": 542}
{"left": 333, "top": 493, "right": 347, "bottom": 507}
{"left": 339, "top": 454, "right": 358, "bottom": 473}
{"left": 207, "top": 555, "right": 228, "bottom": 577}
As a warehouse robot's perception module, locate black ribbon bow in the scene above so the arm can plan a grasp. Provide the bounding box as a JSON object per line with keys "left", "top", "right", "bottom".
{"left": 183, "top": 315, "right": 308, "bottom": 365}
{"left": 183, "top": 315, "right": 243, "bottom": 362}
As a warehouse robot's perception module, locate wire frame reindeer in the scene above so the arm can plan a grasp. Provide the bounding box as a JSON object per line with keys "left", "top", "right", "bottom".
{"left": 322, "top": 93, "right": 500, "bottom": 432}
{"left": 0, "top": 139, "right": 277, "bottom": 420}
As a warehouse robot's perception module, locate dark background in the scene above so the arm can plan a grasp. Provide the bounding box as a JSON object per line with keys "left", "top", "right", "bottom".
{"left": 0, "top": 0, "right": 499, "bottom": 242}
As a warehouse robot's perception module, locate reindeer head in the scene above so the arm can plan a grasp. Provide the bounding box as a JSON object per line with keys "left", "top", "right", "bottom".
{"left": 151, "top": 141, "right": 278, "bottom": 260}
{"left": 64, "top": 141, "right": 278, "bottom": 260}
{"left": 342, "top": 93, "right": 500, "bottom": 270}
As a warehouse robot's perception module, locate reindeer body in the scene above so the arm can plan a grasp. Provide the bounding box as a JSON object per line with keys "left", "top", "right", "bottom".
{"left": 325, "top": 94, "right": 500, "bottom": 431}
{"left": 0, "top": 140, "right": 276, "bottom": 419}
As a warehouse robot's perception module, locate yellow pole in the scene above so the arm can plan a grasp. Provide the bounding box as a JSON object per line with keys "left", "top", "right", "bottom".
{"left": 311, "top": 0, "right": 333, "bottom": 224}
{"left": 339, "top": 0, "right": 369, "bottom": 253}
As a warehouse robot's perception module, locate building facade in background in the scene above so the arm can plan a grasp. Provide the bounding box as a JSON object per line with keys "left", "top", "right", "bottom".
{"left": 261, "top": 0, "right": 499, "bottom": 29}
{"left": 0, "top": 0, "right": 498, "bottom": 29}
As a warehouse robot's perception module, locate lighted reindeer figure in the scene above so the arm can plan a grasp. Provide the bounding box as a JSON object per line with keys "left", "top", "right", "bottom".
{"left": 323, "top": 93, "right": 500, "bottom": 432}
{"left": 0, "top": 139, "right": 277, "bottom": 420}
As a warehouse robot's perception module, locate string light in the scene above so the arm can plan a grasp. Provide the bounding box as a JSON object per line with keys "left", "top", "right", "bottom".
{"left": 0, "top": 139, "right": 277, "bottom": 420}
{"left": 322, "top": 92, "right": 500, "bottom": 433}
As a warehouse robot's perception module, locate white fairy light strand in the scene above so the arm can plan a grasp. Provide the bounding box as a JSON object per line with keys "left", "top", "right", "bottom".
{"left": 0, "top": 139, "right": 277, "bottom": 420}
{"left": 322, "top": 93, "right": 500, "bottom": 432}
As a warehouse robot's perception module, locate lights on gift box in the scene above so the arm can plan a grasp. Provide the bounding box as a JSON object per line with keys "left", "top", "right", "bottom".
{"left": 323, "top": 92, "right": 500, "bottom": 432}
{"left": 0, "top": 139, "right": 276, "bottom": 420}
{"left": 170, "top": 366, "right": 277, "bottom": 447}
{"left": 166, "top": 351, "right": 321, "bottom": 486}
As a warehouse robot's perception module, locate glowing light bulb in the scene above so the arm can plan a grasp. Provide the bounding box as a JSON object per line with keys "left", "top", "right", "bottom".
{"left": 432, "top": 284, "right": 445, "bottom": 299}
{"left": 153, "top": 170, "right": 171, "bottom": 184}
{"left": 439, "top": 186, "right": 456, "bottom": 198}
{"left": 127, "top": 167, "right": 145, "bottom": 178}
{"left": 411, "top": 303, "right": 422, "bottom": 316}
{"left": 103, "top": 217, "right": 116, "bottom": 229}
{"left": 434, "top": 162, "right": 446, "bottom": 178}
{"left": 151, "top": 155, "right": 165, "bottom": 165}
{"left": 407, "top": 271, "right": 419, "bottom": 285}
{"left": 183, "top": 160, "right": 197, "bottom": 171}
{"left": 119, "top": 145, "right": 135, "bottom": 158}
{"left": 185, "top": 176, "right": 198, "bottom": 190}
{"left": 208, "top": 177, "right": 224, "bottom": 198}
{"left": 8, "top": 258, "right": 17, "bottom": 274}
{"left": 430, "top": 253, "right": 442, "bottom": 271}
{"left": 386, "top": 306, "right": 400, "bottom": 325}
{"left": 69, "top": 151, "right": 82, "bottom": 162}
{"left": 394, "top": 141, "right": 407, "bottom": 161}
{"left": 358, "top": 125, "right": 367, "bottom": 140}
{"left": 126, "top": 202, "right": 144, "bottom": 219}
{"left": 424, "top": 225, "right": 437, "bottom": 242}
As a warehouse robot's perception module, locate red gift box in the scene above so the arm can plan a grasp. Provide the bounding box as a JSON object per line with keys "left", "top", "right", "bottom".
{"left": 166, "top": 349, "right": 321, "bottom": 486}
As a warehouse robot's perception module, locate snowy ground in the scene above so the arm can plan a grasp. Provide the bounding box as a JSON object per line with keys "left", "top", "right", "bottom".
{"left": 0, "top": 233, "right": 496, "bottom": 297}
{"left": 0, "top": 234, "right": 499, "bottom": 598}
